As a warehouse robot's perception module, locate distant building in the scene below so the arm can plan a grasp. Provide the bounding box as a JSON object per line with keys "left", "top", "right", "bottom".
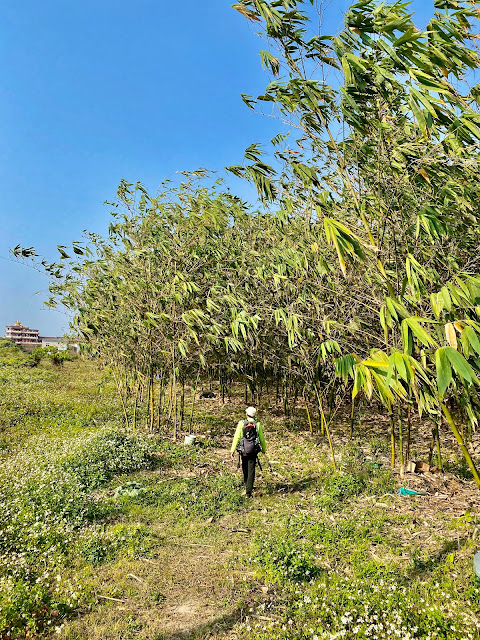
{"left": 5, "top": 321, "right": 80, "bottom": 353}
{"left": 41, "top": 337, "right": 68, "bottom": 351}
{"left": 5, "top": 321, "right": 40, "bottom": 346}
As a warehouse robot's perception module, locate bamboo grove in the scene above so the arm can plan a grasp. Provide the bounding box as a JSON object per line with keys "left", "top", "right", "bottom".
{"left": 14, "top": 0, "right": 480, "bottom": 486}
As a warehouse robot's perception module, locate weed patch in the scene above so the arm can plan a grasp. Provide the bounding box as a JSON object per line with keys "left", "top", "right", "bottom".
{"left": 0, "top": 422, "right": 163, "bottom": 639}
{"left": 241, "top": 576, "right": 480, "bottom": 639}
{"left": 252, "top": 536, "right": 321, "bottom": 584}
{"left": 316, "top": 466, "right": 394, "bottom": 512}
{"left": 138, "top": 474, "right": 245, "bottom": 519}
{"left": 62, "top": 429, "right": 158, "bottom": 489}
{"left": 78, "top": 523, "right": 157, "bottom": 566}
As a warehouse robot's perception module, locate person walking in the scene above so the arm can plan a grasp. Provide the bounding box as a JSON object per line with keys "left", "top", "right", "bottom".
{"left": 230, "top": 406, "right": 266, "bottom": 498}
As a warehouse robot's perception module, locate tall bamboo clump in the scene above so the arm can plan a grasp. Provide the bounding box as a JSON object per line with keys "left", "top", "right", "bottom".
{"left": 230, "top": 0, "right": 480, "bottom": 485}
{"left": 13, "top": 0, "right": 480, "bottom": 486}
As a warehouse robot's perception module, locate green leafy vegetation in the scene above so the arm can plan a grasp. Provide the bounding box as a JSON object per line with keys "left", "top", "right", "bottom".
{"left": 14, "top": 0, "right": 480, "bottom": 485}
{"left": 6, "top": 0, "right": 480, "bottom": 637}
{"left": 0, "top": 360, "right": 479, "bottom": 639}
{"left": 243, "top": 576, "right": 480, "bottom": 640}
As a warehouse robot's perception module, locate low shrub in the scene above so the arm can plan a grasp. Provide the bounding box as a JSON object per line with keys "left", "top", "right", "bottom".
{"left": 316, "top": 472, "right": 367, "bottom": 511}
{"left": 62, "top": 429, "right": 158, "bottom": 489}
{"left": 252, "top": 535, "right": 321, "bottom": 585}
{"left": 0, "top": 573, "right": 83, "bottom": 639}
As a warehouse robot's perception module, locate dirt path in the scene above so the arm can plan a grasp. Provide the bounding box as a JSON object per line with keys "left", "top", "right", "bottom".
{"left": 62, "top": 529, "right": 255, "bottom": 640}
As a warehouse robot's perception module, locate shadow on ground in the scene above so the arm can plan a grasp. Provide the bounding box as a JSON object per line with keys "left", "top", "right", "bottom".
{"left": 153, "top": 606, "right": 245, "bottom": 640}
{"left": 407, "top": 537, "right": 464, "bottom": 578}
{"left": 262, "top": 475, "right": 320, "bottom": 495}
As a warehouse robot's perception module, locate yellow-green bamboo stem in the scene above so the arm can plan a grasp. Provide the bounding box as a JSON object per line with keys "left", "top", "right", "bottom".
{"left": 398, "top": 404, "right": 404, "bottom": 478}
{"left": 442, "top": 404, "right": 480, "bottom": 489}
{"left": 112, "top": 366, "right": 130, "bottom": 430}
{"left": 132, "top": 379, "right": 141, "bottom": 434}
{"left": 315, "top": 386, "right": 336, "bottom": 472}
{"left": 157, "top": 372, "right": 165, "bottom": 431}
{"left": 305, "top": 397, "right": 313, "bottom": 435}
{"left": 349, "top": 397, "right": 355, "bottom": 440}
{"left": 322, "top": 411, "right": 337, "bottom": 474}
{"left": 406, "top": 404, "right": 412, "bottom": 462}
{"left": 167, "top": 375, "right": 174, "bottom": 420}
{"left": 435, "top": 418, "right": 443, "bottom": 472}
{"left": 172, "top": 368, "right": 177, "bottom": 442}
{"left": 189, "top": 369, "right": 200, "bottom": 433}
{"left": 389, "top": 411, "right": 395, "bottom": 470}
{"left": 149, "top": 374, "right": 155, "bottom": 433}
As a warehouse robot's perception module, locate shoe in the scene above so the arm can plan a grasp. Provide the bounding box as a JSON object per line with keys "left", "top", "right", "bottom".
{"left": 246, "top": 492, "right": 253, "bottom": 498}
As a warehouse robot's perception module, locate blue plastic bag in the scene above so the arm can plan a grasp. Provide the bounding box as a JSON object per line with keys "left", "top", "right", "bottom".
{"left": 398, "top": 486, "right": 427, "bottom": 496}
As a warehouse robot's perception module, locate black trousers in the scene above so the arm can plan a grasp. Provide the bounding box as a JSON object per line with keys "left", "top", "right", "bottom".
{"left": 241, "top": 453, "right": 257, "bottom": 494}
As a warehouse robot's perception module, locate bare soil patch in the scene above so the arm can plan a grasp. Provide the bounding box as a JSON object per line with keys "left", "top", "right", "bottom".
{"left": 63, "top": 541, "right": 251, "bottom": 640}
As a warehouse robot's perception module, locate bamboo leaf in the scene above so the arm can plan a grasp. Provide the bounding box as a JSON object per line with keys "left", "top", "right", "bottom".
{"left": 445, "top": 346, "right": 479, "bottom": 384}
{"left": 401, "top": 320, "right": 412, "bottom": 355}
{"left": 260, "top": 50, "right": 280, "bottom": 77}
{"left": 404, "top": 317, "right": 437, "bottom": 347}
{"left": 410, "top": 96, "right": 429, "bottom": 137}
{"left": 436, "top": 347, "right": 452, "bottom": 399}
{"left": 441, "top": 286, "right": 452, "bottom": 311}
{"left": 445, "top": 322, "right": 458, "bottom": 349}
{"left": 464, "top": 326, "right": 480, "bottom": 355}
{"left": 430, "top": 292, "right": 443, "bottom": 319}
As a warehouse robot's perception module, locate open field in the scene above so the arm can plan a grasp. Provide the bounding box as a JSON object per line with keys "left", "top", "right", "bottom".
{"left": 1, "top": 356, "right": 480, "bottom": 640}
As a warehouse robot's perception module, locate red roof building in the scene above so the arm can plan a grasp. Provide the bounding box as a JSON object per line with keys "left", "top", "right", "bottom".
{"left": 5, "top": 321, "right": 40, "bottom": 346}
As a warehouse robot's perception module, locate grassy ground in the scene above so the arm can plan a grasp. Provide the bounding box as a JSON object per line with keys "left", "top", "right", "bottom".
{"left": 1, "top": 355, "right": 480, "bottom": 639}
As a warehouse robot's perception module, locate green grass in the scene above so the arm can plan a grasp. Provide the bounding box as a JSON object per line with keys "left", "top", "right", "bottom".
{"left": 0, "top": 360, "right": 479, "bottom": 639}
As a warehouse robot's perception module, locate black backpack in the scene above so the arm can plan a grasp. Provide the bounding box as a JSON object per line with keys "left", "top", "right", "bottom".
{"left": 238, "top": 419, "right": 261, "bottom": 456}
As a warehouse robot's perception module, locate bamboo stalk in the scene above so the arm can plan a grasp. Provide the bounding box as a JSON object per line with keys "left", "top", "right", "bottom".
{"left": 442, "top": 404, "right": 480, "bottom": 489}
{"left": 189, "top": 369, "right": 200, "bottom": 433}
{"left": 435, "top": 418, "right": 443, "bottom": 472}
{"left": 149, "top": 373, "right": 155, "bottom": 433}
{"left": 406, "top": 404, "right": 412, "bottom": 462}
{"left": 322, "top": 408, "right": 337, "bottom": 473}
{"left": 428, "top": 430, "right": 435, "bottom": 467}
{"left": 315, "top": 386, "right": 336, "bottom": 472}
{"left": 398, "top": 403, "right": 404, "bottom": 479}
{"left": 157, "top": 371, "right": 165, "bottom": 430}
{"left": 167, "top": 375, "right": 174, "bottom": 420}
{"left": 389, "top": 410, "right": 395, "bottom": 470}
{"left": 179, "top": 380, "right": 185, "bottom": 434}
{"left": 327, "top": 382, "right": 335, "bottom": 424}
{"left": 305, "top": 395, "right": 313, "bottom": 435}
{"left": 112, "top": 366, "right": 130, "bottom": 430}
{"left": 145, "top": 375, "right": 150, "bottom": 430}
{"left": 132, "top": 378, "right": 141, "bottom": 434}
{"left": 349, "top": 397, "right": 355, "bottom": 440}
{"left": 172, "top": 368, "right": 177, "bottom": 442}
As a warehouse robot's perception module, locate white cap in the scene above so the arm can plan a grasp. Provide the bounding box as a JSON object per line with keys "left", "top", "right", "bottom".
{"left": 246, "top": 406, "right": 257, "bottom": 417}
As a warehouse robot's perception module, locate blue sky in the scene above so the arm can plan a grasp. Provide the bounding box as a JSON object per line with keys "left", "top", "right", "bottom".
{"left": 1, "top": 0, "right": 435, "bottom": 336}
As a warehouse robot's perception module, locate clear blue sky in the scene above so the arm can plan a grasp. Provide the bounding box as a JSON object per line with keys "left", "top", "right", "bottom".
{"left": 1, "top": 0, "right": 435, "bottom": 336}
